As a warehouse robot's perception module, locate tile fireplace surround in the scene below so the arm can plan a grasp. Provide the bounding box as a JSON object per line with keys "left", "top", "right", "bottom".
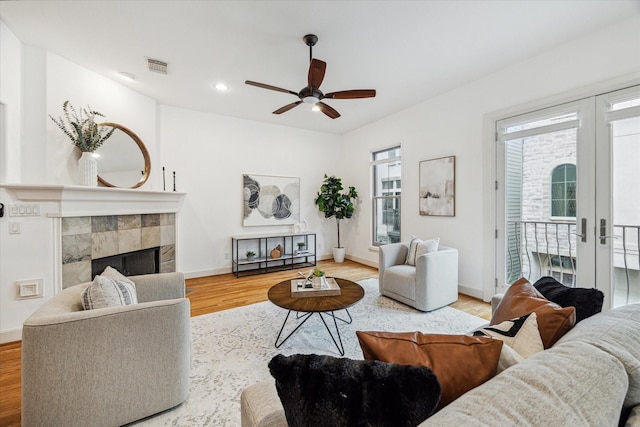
{"left": 1, "top": 184, "right": 185, "bottom": 290}
{"left": 62, "top": 213, "right": 175, "bottom": 287}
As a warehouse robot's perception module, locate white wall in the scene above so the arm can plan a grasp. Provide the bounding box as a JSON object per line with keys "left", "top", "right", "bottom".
{"left": 1, "top": 15, "right": 639, "bottom": 341}
{"left": 341, "top": 15, "right": 640, "bottom": 299}
{"left": 0, "top": 21, "right": 22, "bottom": 183}
{"left": 159, "top": 105, "right": 342, "bottom": 277}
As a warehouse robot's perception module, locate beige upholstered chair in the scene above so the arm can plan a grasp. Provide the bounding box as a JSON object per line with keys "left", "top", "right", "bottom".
{"left": 378, "top": 242, "right": 458, "bottom": 311}
{"left": 21, "top": 272, "right": 191, "bottom": 427}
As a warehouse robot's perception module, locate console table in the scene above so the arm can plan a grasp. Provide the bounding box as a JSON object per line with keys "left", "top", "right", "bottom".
{"left": 231, "top": 232, "right": 316, "bottom": 277}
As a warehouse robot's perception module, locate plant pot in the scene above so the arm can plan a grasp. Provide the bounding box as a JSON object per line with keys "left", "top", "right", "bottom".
{"left": 311, "top": 276, "right": 324, "bottom": 289}
{"left": 332, "top": 247, "right": 346, "bottom": 263}
{"left": 78, "top": 151, "right": 98, "bottom": 186}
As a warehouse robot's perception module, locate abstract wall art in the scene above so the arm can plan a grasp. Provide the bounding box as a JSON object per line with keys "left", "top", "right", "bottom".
{"left": 243, "top": 174, "right": 300, "bottom": 226}
{"left": 419, "top": 156, "right": 455, "bottom": 216}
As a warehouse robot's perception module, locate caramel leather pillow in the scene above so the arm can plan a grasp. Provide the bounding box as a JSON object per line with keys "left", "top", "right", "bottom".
{"left": 491, "top": 277, "right": 576, "bottom": 348}
{"left": 356, "top": 331, "right": 503, "bottom": 409}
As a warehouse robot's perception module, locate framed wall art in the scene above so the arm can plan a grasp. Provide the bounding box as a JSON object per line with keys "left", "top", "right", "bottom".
{"left": 419, "top": 156, "right": 455, "bottom": 216}
{"left": 243, "top": 174, "right": 300, "bottom": 226}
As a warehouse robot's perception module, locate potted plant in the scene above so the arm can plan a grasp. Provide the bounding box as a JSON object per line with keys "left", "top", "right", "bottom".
{"left": 314, "top": 174, "right": 358, "bottom": 263}
{"left": 311, "top": 267, "right": 325, "bottom": 289}
{"left": 49, "top": 101, "right": 115, "bottom": 186}
{"left": 246, "top": 250, "right": 256, "bottom": 261}
{"left": 296, "top": 242, "right": 306, "bottom": 255}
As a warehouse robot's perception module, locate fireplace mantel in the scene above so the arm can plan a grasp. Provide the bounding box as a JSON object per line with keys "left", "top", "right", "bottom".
{"left": 1, "top": 184, "right": 186, "bottom": 217}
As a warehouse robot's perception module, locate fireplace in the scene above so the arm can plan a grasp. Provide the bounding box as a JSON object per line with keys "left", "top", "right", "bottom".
{"left": 91, "top": 247, "right": 160, "bottom": 278}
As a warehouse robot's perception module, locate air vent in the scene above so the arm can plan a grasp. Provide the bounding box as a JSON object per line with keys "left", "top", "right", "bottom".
{"left": 147, "top": 58, "right": 168, "bottom": 75}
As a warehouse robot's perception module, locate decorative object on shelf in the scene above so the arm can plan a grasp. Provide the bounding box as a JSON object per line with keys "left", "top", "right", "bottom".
{"left": 270, "top": 244, "right": 284, "bottom": 259}
{"left": 420, "top": 156, "right": 455, "bottom": 216}
{"left": 311, "top": 267, "right": 326, "bottom": 289}
{"left": 293, "top": 218, "right": 308, "bottom": 233}
{"left": 246, "top": 250, "right": 256, "bottom": 261}
{"left": 296, "top": 242, "right": 306, "bottom": 255}
{"left": 95, "top": 122, "right": 150, "bottom": 189}
{"left": 314, "top": 174, "right": 358, "bottom": 263}
{"left": 243, "top": 174, "right": 300, "bottom": 226}
{"left": 49, "top": 101, "right": 115, "bottom": 186}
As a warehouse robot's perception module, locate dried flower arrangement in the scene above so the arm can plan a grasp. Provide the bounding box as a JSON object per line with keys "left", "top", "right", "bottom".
{"left": 49, "top": 101, "right": 115, "bottom": 152}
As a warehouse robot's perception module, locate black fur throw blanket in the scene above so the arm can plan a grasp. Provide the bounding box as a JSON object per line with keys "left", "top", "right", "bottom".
{"left": 269, "top": 353, "right": 441, "bottom": 427}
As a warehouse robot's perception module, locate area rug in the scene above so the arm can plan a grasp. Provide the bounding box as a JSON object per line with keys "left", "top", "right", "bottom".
{"left": 134, "top": 278, "right": 486, "bottom": 426}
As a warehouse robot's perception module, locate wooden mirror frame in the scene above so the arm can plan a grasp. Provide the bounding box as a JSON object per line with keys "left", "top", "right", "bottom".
{"left": 97, "top": 122, "right": 151, "bottom": 189}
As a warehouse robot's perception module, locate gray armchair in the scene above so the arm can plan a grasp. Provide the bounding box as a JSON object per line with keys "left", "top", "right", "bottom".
{"left": 378, "top": 242, "right": 458, "bottom": 311}
{"left": 21, "top": 272, "right": 191, "bottom": 427}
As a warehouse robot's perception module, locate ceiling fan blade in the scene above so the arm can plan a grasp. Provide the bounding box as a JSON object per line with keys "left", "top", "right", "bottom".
{"left": 308, "top": 59, "right": 326, "bottom": 90}
{"left": 273, "top": 101, "right": 302, "bottom": 115}
{"left": 316, "top": 102, "right": 340, "bottom": 119}
{"left": 323, "top": 89, "right": 376, "bottom": 99}
{"left": 245, "top": 80, "right": 298, "bottom": 96}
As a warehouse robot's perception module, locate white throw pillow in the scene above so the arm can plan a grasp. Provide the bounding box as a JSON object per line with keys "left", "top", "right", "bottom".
{"left": 81, "top": 268, "right": 138, "bottom": 310}
{"left": 471, "top": 312, "right": 544, "bottom": 359}
{"left": 100, "top": 266, "right": 136, "bottom": 288}
{"left": 405, "top": 236, "right": 440, "bottom": 266}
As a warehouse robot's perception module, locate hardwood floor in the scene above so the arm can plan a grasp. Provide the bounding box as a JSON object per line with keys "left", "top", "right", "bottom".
{"left": 0, "top": 260, "right": 491, "bottom": 426}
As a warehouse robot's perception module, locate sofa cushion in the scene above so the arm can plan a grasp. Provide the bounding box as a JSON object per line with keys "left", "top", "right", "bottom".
{"left": 419, "top": 340, "right": 629, "bottom": 427}
{"left": 533, "top": 276, "right": 604, "bottom": 323}
{"left": 472, "top": 312, "right": 544, "bottom": 359}
{"left": 268, "top": 354, "right": 440, "bottom": 427}
{"left": 405, "top": 236, "right": 439, "bottom": 265}
{"left": 382, "top": 265, "right": 417, "bottom": 300}
{"left": 491, "top": 277, "right": 576, "bottom": 348}
{"left": 81, "top": 273, "right": 138, "bottom": 310}
{"left": 356, "top": 331, "right": 502, "bottom": 410}
{"left": 555, "top": 303, "right": 640, "bottom": 408}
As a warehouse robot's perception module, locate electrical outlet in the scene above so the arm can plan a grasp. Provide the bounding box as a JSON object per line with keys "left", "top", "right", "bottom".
{"left": 224, "top": 252, "right": 230, "bottom": 260}
{"left": 317, "top": 243, "right": 322, "bottom": 250}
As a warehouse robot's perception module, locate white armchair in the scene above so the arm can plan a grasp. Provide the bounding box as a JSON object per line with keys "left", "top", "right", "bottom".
{"left": 378, "top": 242, "right": 458, "bottom": 311}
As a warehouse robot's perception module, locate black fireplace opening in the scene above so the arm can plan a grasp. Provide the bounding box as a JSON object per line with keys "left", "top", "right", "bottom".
{"left": 91, "top": 247, "right": 160, "bottom": 278}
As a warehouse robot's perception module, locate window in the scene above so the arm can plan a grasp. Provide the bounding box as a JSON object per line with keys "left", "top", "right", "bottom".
{"left": 551, "top": 164, "right": 576, "bottom": 217}
{"left": 371, "top": 146, "right": 401, "bottom": 246}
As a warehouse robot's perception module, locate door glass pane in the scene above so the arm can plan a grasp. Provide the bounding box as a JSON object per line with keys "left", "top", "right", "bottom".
{"left": 504, "top": 125, "right": 578, "bottom": 286}
{"left": 611, "top": 114, "right": 640, "bottom": 307}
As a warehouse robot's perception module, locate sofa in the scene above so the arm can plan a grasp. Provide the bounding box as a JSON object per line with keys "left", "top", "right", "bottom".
{"left": 240, "top": 302, "right": 640, "bottom": 426}
{"left": 21, "top": 272, "right": 192, "bottom": 427}
{"left": 378, "top": 241, "right": 458, "bottom": 312}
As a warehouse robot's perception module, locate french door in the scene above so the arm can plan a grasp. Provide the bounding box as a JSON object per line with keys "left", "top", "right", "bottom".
{"left": 495, "top": 85, "right": 640, "bottom": 309}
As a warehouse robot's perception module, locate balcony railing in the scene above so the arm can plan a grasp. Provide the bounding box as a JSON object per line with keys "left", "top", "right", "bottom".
{"left": 507, "top": 220, "right": 640, "bottom": 305}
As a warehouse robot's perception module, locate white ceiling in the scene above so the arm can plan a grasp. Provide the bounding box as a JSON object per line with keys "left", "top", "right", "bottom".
{"left": 1, "top": 1, "right": 638, "bottom": 135}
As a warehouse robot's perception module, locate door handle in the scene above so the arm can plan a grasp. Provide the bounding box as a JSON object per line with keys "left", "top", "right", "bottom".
{"left": 574, "top": 218, "right": 587, "bottom": 243}
{"left": 599, "top": 218, "right": 620, "bottom": 245}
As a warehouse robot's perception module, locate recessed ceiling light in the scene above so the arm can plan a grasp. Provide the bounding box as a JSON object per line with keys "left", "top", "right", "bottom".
{"left": 311, "top": 105, "right": 321, "bottom": 112}
{"left": 118, "top": 72, "right": 136, "bottom": 81}
{"left": 214, "top": 83, "right": 229, "bottom": 92}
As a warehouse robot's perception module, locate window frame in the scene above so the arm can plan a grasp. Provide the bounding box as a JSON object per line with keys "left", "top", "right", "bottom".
{"left": 550, "top": 163, "right": 577, "bottom": 219}
{"left": 371, "top": 145, "right": 402, "bottom": 247}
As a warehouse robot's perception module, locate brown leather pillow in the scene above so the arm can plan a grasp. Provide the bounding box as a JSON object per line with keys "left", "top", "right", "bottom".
{"left": 356, "top": 331, "right": 503, "bottom": 410}
{"left": 491, "top": 277, "right": 576, "bottom": 348}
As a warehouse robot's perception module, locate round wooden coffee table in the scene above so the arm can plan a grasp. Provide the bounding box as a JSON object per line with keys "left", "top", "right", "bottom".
{"left": 268, "top": 277, "right": 364, "bottom": 355}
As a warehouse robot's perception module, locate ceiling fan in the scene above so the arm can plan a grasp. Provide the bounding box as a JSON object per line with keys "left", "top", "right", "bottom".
{"left": 245, "top": 34, "right": 376, "bottom": 119}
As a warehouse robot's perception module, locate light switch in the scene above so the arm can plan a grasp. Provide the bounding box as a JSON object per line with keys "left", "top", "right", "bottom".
{"left": 9, "top": 222, "right": 21, "bottom": 234}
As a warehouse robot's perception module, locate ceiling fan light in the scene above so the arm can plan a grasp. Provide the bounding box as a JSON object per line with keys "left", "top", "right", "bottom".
{"left": 312, "top": 104, "right": 320, "bottom": 112}
{"left": 302, "top": 96, "right": 319, "bottom": 104}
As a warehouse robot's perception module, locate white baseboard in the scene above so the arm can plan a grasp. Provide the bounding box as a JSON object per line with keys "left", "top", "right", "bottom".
{"left": 1, "top": 327, "right": 22, "bottom": 344}
{"left": 345, "top": 254, "right": 377, "bottom": 269}
{"left": 458, "top": 283, "right": 484, "bottom": 300}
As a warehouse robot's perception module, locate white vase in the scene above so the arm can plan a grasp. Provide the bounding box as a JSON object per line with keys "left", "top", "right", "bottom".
{"left": 332, "top": 247, "right": 346, "bottom": 263}
{"left": 311, "top": 276, "right": 324, "bottom": 289}
{"left": 78, "top": 152, "right": 98, "bottom": 186}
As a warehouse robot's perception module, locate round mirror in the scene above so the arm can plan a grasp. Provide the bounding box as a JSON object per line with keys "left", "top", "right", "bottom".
{"left": 96, "top": 122, "right": 150, "bottom": 189}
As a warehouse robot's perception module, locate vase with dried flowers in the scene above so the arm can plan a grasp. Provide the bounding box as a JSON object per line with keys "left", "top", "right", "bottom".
{"left": 49, "top": 101, "right": 115, "bottom": 186}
